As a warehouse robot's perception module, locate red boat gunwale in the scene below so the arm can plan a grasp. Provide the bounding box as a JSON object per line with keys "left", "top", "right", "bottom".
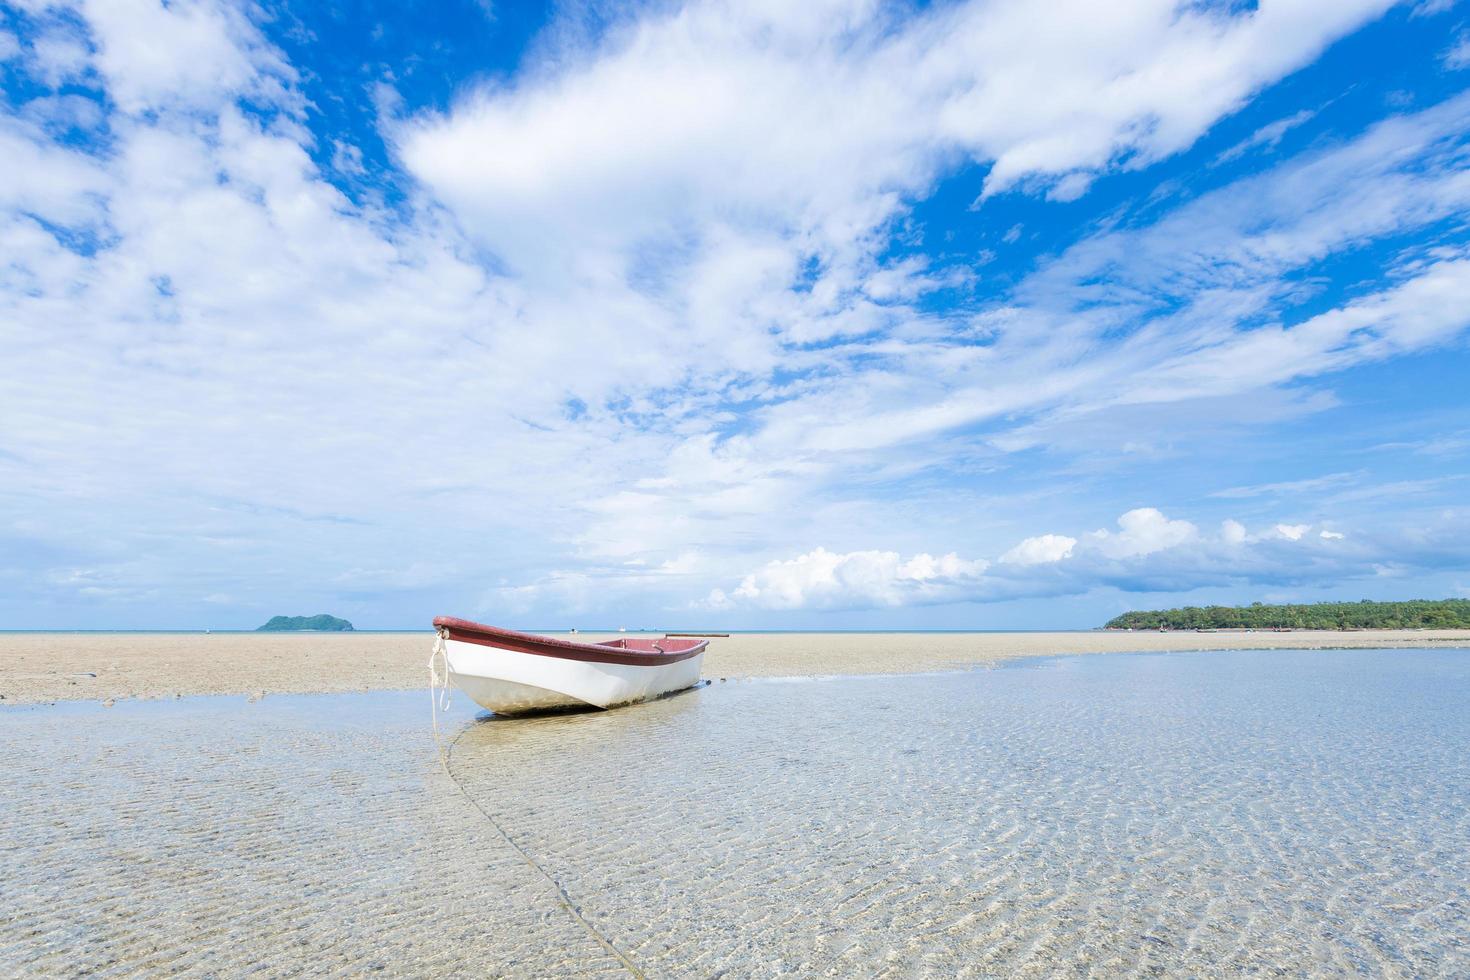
{"left": 433, "top": 617, "right": 708, "bottom": 666}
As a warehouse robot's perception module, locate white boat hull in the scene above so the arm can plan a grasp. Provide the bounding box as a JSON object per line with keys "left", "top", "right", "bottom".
{"left": 445, "top": 637, "right": 706, "bottom": 713}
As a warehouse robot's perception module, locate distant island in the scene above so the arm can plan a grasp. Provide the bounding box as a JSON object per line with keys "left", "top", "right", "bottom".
{"left": 1105, "top": 599, "right": 1470, "bottom": 631}
{"left": 257, "top": 614, "right": 355, "bottom": 632}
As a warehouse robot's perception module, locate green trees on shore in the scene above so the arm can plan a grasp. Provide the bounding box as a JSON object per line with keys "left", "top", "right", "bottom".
{"left": 1104, "top": 599, "right": 1470, "bottom": 631}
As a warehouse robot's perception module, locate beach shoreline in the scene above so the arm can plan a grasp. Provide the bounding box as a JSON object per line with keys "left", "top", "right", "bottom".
{"left": 3, "top": 628, "right": 1468, "bottom": 705}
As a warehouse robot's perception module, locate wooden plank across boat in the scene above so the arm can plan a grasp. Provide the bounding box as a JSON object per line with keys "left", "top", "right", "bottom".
{"left": 432, "top": 616, "right": 709, "bottom": 714}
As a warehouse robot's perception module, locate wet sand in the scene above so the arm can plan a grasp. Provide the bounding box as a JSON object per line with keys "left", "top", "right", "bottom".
{"left": 3, "top": 628, "right": 1469, "bottom": 704}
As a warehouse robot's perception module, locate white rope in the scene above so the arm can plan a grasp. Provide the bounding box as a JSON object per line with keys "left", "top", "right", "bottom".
{"left": 427, "top": 627, "right": 452, "bottom": 742}
{"left": 424, "top": 633, "right": 645, "bottom": 978}
{"left": 436, "top": 725, "right": 647, "bottom": 978}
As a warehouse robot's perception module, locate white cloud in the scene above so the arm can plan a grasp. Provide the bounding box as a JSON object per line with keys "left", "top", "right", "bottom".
{"left": 0, "top": 120, "right": 112, "bottom": 226}
{"left": 1444, "top": 33, "right": 1470, "bottom": 69}
{"left": 1214, "top": 108, "right": 1318, "bottom": 164}
{"left": 1088, "top": 508, "right": 1198, "bottom": 558}
{"left": 1, "top": 0, "right": 1468, "bottom": 626}
{"left": 330, "top": 139, "right": 366, "bottom": 176}
{"left": 1000, "top": 533, "right": 1076, "bottom": 565}
{"left": 658, "top": 552, "right": 702, "bottom": 575}
{"left": 717, "top": 547, "right": 989, "bottom": 610}
{"left": 82, "top": 0, "right": 296, "bottom": 113}
{"left": 29, "top": 28, "right": 91, "bottom": 86}
{"left": 1221, "top": 519, "right": 1248, "bottom": 545}
{"left": 615, "top": 93, "right": 1470, "bottom": 532}
{"left": 400, "top": 0, "right": 1397, "bottom": 322}
{"left": 708, "top": 508, "right": 1470, "bottom": 612}
{"left": 1131, "top": 257, "right": 1470, "bottom": 401}
{"left": 1211, "top": 472, "right": 1360, "bottom": 498}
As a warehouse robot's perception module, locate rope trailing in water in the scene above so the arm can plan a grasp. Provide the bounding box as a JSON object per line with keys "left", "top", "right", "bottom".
{"left": 427, "top": 628, "right": 452, "bottom": 741}
{"left": 427, "top": 631, "right": 646, "bottom": 979}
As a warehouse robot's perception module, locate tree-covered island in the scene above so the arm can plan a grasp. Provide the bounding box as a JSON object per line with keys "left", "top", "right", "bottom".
{"left": 256, "top": 614, "right": 355, "bottom": 632}
{"left": 1104, "top": 599, "right": 1470, "bottom": 631}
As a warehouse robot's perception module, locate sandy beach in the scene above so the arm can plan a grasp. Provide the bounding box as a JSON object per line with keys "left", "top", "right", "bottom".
{"left": 3, "top": 628, "right": 1468, "bottom": 705}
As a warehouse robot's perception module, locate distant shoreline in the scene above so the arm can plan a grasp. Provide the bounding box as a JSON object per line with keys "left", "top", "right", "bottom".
{"left": 0, "top": 627, "right": 1107, "bottom": 634}
{"left": 0, "top": 625, "right": 1461, "bottom": 639}
{"left": 3, "top": 629, "right": 1468, "bottom": 706}
{"left": 1106, "top": 599, "right": 1470, "bottom": 631}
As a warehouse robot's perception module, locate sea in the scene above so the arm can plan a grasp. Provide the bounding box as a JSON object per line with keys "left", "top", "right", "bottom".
{"left": 2, "top": 648, "right": 1466, "bottom": 976}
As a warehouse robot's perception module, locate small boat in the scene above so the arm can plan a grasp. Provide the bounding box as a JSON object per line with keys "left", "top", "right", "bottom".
{"left": 430, "top": 617, "right": 709, "bottom": 714}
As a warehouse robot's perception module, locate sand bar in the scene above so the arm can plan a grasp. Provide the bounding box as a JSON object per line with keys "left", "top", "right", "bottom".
{"left": 2, "top": 628, "right": 1468, "bottom": 705}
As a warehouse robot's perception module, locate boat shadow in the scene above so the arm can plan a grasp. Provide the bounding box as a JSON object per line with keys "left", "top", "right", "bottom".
{"left": 470, "top": 678, "right": 712, "bottom": 724}
{"left": 447, "top": 680, "right": 711, "bottom": 765}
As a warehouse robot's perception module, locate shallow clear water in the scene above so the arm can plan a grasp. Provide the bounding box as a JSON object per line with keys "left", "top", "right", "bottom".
{"left": 3, "top": 649, "right": 1468, "bottom": 976}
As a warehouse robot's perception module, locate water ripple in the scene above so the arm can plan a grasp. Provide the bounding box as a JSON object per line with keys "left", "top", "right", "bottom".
{"left": 3, "top": 649, "right": 1467, "bottom": 976}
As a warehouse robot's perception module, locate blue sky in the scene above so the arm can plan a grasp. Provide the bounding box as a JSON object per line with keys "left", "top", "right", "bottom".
{"left": 2, "top": 0, "right": 1469, "bottom": 629}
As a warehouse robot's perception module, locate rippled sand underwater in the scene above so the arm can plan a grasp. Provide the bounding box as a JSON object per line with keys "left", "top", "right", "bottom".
{"left": 3, "top": 649, "right": 1468, "bottom": 976}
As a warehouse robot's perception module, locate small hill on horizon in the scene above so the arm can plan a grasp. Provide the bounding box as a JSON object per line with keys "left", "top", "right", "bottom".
{"left": 1105, "top": 598, "right": 1470, "bottom": 631}
{"left": 257, "top": 614, "right": 355, "bottom": 632}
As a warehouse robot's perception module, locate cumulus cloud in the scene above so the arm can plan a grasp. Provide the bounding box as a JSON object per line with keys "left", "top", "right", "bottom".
{"left": 85, "top": 0, "right": 297, "bottom": 112}
{"left": 1000, "top": 533, "right": 1077, "bottom": 565}
{"left": 1221, "top": 519, "right": 1249, "bottom": 545}
{"left": 1087, "top": 508, "right": 1199, "bottom": 558}
{"left": 708, "top": 508, "right": 1470, "bottom": 612}
{"left": 709, "top": 548, "right": 989, "bottom": 611}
